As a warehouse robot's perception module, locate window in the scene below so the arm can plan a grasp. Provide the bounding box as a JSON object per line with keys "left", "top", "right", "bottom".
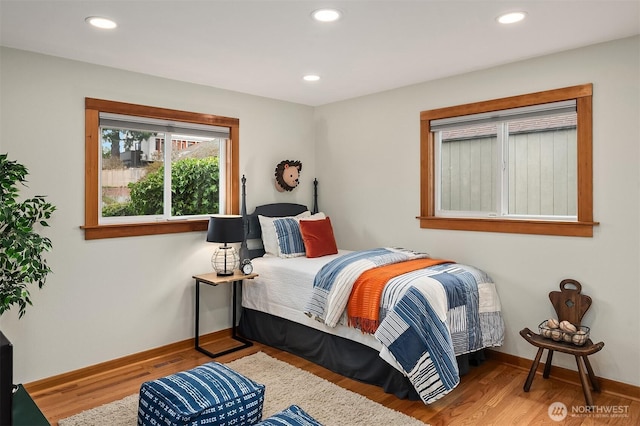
{"left": 83, "top": 98, "right": 240, "bottom": 239}
{"left": 419, "top": 84, "right": 597, "bottom": 237}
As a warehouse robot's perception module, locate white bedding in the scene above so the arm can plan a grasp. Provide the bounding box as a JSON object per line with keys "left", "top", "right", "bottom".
{"left": 241, "top": 250, "right": 385, "bottom": 351}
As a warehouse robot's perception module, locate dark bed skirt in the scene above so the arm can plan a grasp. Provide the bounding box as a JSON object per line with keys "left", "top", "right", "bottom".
{"left": 239, "top": 308, "right": 484, "bottom": 401}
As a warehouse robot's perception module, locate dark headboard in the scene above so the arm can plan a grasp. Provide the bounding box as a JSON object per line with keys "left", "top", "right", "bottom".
{"left": 240, "top": 175, "right": 318, "bottom": 259}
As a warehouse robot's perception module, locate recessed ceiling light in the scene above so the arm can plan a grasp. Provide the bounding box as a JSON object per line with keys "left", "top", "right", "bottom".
{"left": 303, "top": 75, "right": 320, "bottom": 82}
{"left": 85, "top": 16, "right": 118, "bottom": 29}
{"left": 312, "top": 9, "right": 341, "bottom": 22}
{"left": 497, "top": 11, "right": 527, "bottom": 24}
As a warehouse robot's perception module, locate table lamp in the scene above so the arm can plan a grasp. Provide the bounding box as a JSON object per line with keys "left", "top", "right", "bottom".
{"left": 206, "top": 215, "right": 244, "bottom": 276}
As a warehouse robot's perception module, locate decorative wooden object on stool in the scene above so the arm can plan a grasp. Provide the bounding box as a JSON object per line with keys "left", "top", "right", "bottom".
{"left": 520, "top": 279, "right": 604, "bottom": 406}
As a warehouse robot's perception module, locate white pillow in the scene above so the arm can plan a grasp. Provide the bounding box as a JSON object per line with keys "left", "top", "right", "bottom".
{"left": 259, "top": 211, "right": 310, "bottom": 256}
{"left": 299, "top": 212, "right": 327, "bottom": 222}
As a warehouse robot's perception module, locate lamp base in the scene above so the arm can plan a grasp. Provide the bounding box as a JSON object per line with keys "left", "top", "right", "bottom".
{"left": 211, "top": 245, "right": 239, "bottom": 276}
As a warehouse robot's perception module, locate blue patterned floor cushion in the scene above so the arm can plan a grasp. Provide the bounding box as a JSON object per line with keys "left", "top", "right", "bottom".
{"left": 258, "top": 405, "right": 322, "bottom": 426}
{"left": 138, "top": 361, "right": 265, "bottom": 426}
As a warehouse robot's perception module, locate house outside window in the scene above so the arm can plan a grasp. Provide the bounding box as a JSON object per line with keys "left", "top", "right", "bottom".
{"left": 99, "top": 113, "right": 229, "bottom": 222}
{"left": 434, "top": 101, "right": 577, "bottom": 220}
{"left": 419, "top": 84, "right": 597, "bottom": 237}
{"left": 84, "top": 99, "right": 240, "bottom": 239}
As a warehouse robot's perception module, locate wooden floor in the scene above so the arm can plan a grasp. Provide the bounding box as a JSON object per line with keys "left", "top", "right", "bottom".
{"left": 29, "top": 337, "right": 639, "bottom": 426}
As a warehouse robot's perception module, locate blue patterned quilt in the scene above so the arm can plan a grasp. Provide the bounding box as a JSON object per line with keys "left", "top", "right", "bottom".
{"left": 304, "top": 248, "right": 504, "bottom": 404}
{"left": 304, "top": 247, "right": 430, "bottom": 326}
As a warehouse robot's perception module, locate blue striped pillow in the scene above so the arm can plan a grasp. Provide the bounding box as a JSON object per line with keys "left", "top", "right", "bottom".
{"left": 138, "top": 362, "right": 265, "bottom": 425}
{"left": 273, "top": 217, "right": 306, "bottom": 258}
{"left": 258, "top": 405, "right": 322, "bottom": 426}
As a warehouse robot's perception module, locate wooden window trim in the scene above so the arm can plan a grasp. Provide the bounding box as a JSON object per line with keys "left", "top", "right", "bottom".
{"left": 419, "top": 84, "right": 598, "bottom": 237}
{"left": 82, "top": 98, "right": 240, "bottom": 240}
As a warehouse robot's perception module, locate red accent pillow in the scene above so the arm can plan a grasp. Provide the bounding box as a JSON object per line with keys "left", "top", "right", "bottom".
{"left": 299, "top": 217, "right": 338, "bottom": 258}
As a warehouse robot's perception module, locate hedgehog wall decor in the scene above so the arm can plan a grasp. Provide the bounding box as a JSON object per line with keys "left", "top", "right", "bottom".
{"left": 274, "top": 160, "right": 302, "bottom": 192}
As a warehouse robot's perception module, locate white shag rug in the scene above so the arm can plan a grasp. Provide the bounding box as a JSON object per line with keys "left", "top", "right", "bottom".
{"left": 59, "top": 351, "right": 426, "bottom": 425}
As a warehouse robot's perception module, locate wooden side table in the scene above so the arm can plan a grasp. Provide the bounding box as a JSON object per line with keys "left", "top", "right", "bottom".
{"left": 193, "top": 270, "right": 258, "bottom": 358}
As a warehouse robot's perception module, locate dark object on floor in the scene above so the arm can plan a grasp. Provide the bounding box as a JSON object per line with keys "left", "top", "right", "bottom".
{"left": 1, "top": 330, "right": 13, "bottom": 426}
{"left": 12, "top": 384, "right": 50, "bottom": 426}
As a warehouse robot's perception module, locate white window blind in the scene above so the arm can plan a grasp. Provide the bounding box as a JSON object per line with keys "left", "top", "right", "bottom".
{"left": 430, "top": 100, "right": 576, "bottom": 132}
{"left": 99, "top": 112, "right": 230, "bottom": 139}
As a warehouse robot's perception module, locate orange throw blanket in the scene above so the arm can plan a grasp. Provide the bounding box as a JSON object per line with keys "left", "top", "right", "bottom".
{"left": 347, "top": 258, "right": 452, "bottom": 334}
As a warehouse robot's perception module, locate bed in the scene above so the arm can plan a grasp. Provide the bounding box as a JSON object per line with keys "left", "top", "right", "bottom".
{"left": 238, "top": 177, "right": 504, "bottom": 404}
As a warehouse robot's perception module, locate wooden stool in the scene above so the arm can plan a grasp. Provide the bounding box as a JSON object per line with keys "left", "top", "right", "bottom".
{"left": 520, "top": 279, "right": 604, "bottom": 406}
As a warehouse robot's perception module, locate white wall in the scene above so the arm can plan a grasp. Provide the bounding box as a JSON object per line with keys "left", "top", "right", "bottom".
{"left": 314, "top": 36, "right": 640, "bottom": 387}
{"left": 0, "top": 47, "right": 315, "bottom": 383}
{"left": 1, "top": 36, "right": 638, "bottom": 389}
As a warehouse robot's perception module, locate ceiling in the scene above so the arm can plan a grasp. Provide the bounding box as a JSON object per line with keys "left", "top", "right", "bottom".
{"left": 1, "top": 1, "right": 639, "bottom": 106}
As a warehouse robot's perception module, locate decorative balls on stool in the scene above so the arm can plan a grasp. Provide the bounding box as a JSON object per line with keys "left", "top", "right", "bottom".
{"left": 572, "top": 330, "right": 588, "bottom": 346}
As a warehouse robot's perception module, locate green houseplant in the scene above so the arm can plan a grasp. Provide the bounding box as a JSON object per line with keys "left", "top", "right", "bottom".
{"left": 0, "top": 154, "right": 55, "bottom": 318}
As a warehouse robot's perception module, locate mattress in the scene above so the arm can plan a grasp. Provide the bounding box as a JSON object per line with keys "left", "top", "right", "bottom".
{"left": 241, "top": 250, "right": 384, "bottom": 351}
